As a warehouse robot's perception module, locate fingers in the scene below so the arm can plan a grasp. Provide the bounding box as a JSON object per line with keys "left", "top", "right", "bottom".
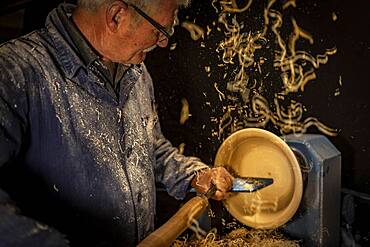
{"left": 211, "top": 167, "right": 233, "bottom": 189}
{"left": 190, "top": 167, "right": 234, "bottom": 201}
{"left": 210, "top": 167, "right": 234, "bottom": 201}
{"left": 211, "top": 190, "right": 231, "bottom": 201}
{"left": 191, "top": 168, "right": 212, "bottom": 194}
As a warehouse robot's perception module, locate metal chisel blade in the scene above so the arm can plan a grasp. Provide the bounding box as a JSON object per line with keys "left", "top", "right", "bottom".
{"left": 232, "top": 177, "right": 273, "bottom": 192}
{"left": 189, "top": 177, "right": 273, "bottom": 194}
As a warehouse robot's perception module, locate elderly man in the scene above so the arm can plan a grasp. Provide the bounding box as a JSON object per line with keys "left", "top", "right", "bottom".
{"left": 0, "top": 0, "right": 233, "bottom": 246}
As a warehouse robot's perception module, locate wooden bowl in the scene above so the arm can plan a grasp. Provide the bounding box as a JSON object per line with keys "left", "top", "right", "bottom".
{"left": 215, "top": 128, "right": 303, "bottom": 229}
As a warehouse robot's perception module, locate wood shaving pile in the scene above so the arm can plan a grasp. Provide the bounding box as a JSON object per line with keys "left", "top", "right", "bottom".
{"left": 172, "top": 228, "right": 300, "bottom": 247}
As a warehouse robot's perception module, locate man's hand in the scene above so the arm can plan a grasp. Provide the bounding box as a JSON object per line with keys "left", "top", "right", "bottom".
{"left": 191, "top": 167, "right": 233, "bottom": 200}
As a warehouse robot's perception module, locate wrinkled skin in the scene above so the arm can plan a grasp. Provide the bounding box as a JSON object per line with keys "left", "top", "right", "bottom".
{"left": 191, "top": 167, "right": 234, "bottom": 200}
{"left": 72, "top": 0, "right": 176, "bottom": 64}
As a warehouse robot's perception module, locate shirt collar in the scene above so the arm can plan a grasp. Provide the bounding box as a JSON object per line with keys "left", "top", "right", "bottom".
{"left": 56, "top": 5, "right": 99, "bottom": 68}
{"left": 53, "top": 4, "right": 100, "bottom": 68}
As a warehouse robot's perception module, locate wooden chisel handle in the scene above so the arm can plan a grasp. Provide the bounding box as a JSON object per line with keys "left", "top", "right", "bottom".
{"left": 137, "top": 195, "right": 209, "bottom": 247}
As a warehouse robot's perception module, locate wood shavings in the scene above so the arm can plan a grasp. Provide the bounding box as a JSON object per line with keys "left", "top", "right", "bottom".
{"left": 53, "top": 184, "right": 59, "bottom": 192}
{"left": 172, "top": 228, "right": 300, "bottom": 247}
{"left": 180, "top": 98, "right": 191, "bottom": 125}
{"left": 332, "top": 12, "right": 338, "bottom": 21}
{"left": 212, "top": 0, "right": 338, "bottom": 137}
{"left": 220, "top": 0, "right": 253, "bottom": 13}
{"left": 170, "top": 43, "right": 178, "bottom": 51}
{"left": 181, "top": 21, "right": 205, "bottom": 41}
{"left": 179, "top": 143, "right": 186, "bottom": 154}
{"left": 283, "top": 0, "right": 296, "bottom": 10}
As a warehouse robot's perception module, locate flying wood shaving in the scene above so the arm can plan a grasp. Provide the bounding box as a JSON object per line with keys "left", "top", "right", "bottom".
{"left": 182, "top": 21, "right": 205, "bottom": 41}
{"left": 170, "top": 43, "right": 178, "bottom": 51}
{"left": 178, "top": 143, "right": 186, "bottom": 154}
{"left": 289, "top": 18, "right": 314, "bottom": 56}
{"left": 332, "top": 12, "right": 338, "bottom": 21}
{"left": 214, "top": 83, "right": 226, "bottom": 101}
{"left": 220, "top": 0, "right": 253, "bottom": 13}
{"left": 180, "top": 98, "right": 190, "bottom": 124}
{"left": 283, "top": 0, "right": 296, "bottom": 9}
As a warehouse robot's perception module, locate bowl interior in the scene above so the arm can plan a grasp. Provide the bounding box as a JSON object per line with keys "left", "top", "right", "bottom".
{"left": 215, "top": 128, "right": 303, "bottom": 229}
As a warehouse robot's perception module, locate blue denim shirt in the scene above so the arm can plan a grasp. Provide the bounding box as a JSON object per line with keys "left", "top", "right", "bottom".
{"left": 0, "top": 4, "right": 207, "bottom": 246}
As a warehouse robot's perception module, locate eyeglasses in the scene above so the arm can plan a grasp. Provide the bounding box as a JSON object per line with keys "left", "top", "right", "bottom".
{"left": 125, "top": 2, "right": 177, "bottom": 43}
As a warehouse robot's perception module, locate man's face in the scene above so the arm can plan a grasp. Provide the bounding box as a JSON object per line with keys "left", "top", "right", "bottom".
{"left": 110, "top": 0, "right": 178, "bottom": 64}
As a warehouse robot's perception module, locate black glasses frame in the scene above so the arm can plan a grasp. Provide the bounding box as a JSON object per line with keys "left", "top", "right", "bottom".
{"left": 126, "top": 3, "right": 172, "bottom": 40}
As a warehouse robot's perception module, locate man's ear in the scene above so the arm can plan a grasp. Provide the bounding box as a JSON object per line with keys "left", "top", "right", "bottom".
{"left": 106, "top": 2, "right": 129, "bottom": 32}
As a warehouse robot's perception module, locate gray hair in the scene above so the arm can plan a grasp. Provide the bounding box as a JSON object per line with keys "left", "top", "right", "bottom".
{"left": 77, "top": 0, "right": 191, "bottom": 13}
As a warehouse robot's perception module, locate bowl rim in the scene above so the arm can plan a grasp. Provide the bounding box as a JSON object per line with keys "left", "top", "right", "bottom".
{"left": 214, "top": 128, "right": 303, "bottom": 229}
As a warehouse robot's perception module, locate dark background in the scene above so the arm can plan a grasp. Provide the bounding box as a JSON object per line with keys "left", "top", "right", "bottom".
{"left": 145, "top": 1, "right": 370, "bottom": 244}
{"left": 1, "top": 0, "right": 370, "bottom": 245}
